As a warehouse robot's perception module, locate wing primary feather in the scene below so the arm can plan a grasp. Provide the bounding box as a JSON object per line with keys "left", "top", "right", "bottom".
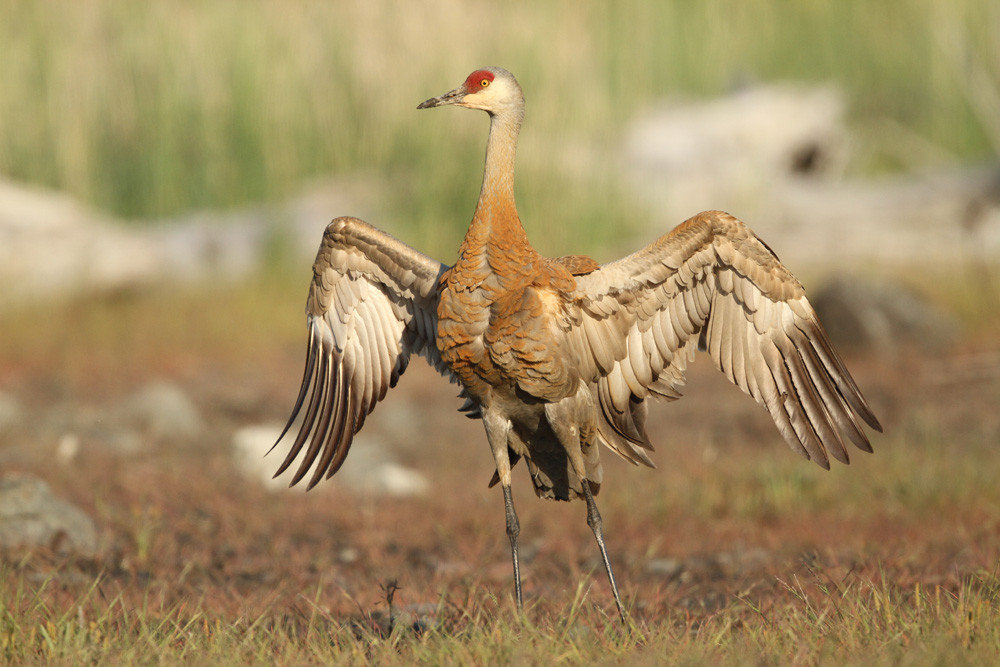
{"left": 742, "top": 318, "right": 764, "bottom": 401}
{"left": 313, "top": 364, "right": 354, "bottom": 488}
{"left": 783, "top": 339, "right": 849, "bottom": 465}
{"left": 363, "top": 301, "right": 390, "bottom": 403}
{"left": 323, "top": 386, "right": 357, "bottom": 481}
{"left": 649, "top": 313, "right": 672, "bottom": 364}
{"left": 377, "top": 304, "right": 404, "bottom": 396}
{"left": 274, "top": 335, "right": 327, "bottom": 478}
{"left": 291, "top": 344, "right": 337, "bottom": 486}
{"left": 707, "top": 291, "right": 727, "bottom": 376}
{"left": 642, "top": 326, "right": 666, "bottom": 375}
{"left": 793, "top": 325, "right": 872, "bottom": 453}
{"left": 627, "top": 328, "right": 653, "bottom": 389}
{"left": 369, "top": 300, "right": 398, "bottom": 404}
{"left": 291, "top": 344, "right": 344, "bottom": 484}
{"left": 351, "top": 317, "right": 376, "bottom": 417}
{"left": 753, "top": 347, "right": 809, "bottom": 460}
{"left": 761, "top": 341, "right": 829, "bottom": 468}
{"left": 362, "top": 304, "right": 386, "bottom": 412}
{"left": 770, "top": 343, "right": 830, "bottom": 468}
{"left": 270, "top": 327, "right": 319, "bottom": 458}
{"left": 729, "top": 300, "right": 749, "bottom": 392}
{"left": 804, "top": 318, "right": 883, "bottom": 433}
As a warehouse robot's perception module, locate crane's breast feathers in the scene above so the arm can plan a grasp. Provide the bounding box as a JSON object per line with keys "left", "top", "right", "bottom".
{"left": 481, "top": 284, "right": 579, "bottom": 400}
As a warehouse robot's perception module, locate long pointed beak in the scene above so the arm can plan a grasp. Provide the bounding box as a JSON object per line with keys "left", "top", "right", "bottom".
{"left": 417, "top": 86, "right": 465, "bottom": 109}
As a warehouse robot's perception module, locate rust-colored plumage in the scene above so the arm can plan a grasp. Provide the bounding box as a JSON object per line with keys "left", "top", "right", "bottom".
{"left": 273, "top": 67, "right": 882, "bottom": 621}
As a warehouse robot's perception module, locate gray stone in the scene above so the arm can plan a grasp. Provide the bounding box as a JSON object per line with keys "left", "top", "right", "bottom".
{"left": 0, "top": 391, "right": 24, "bottom": 436}
{"left": 0, "top": 474, "right": 98, "bottom": 557}
{"left": 624, "top": 85, "right": 1000, "bottom": 268}
{"left": 624, "top": 83, "right": 848, "bottom": 232}
{"left": 336, "top": 435, "right": 430, "bottom": 498}
{"left": 38, "top": 402, "right": 148, "bottom": 457}
{"left": 812, "top": 275, "right": 961, "bottom": 352}
{"left": 372, "top": 399, "right": 427, "bottom": 454}
{"left": 0, "top": 179, "right": 163, "bottom": 305}
{"left": 120, "top": 381, "right": 204, "bottom": 442}
{"left": 770, "top": 167, "right": 1000, "bottom": 267}
{"left": 232, "top": 424, "right": 296, "bottom": 491}
{"left": 626, "top": 83, "right": 847, "bottom": 183}
{"left": 0, "top": 176, "right": 370, "bottom": 306}
{"left": 238, "top": 423, "right": 429, "bottom": 497}
{"left": 646, "top": 557, "right": 683, "bottom": 578}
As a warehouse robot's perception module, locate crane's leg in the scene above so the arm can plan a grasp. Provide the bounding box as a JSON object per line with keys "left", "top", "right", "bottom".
{"left": 502, "top": 483, "right": 523, "bottom": 611}
{"left": 483, "top": 411, "right": 523, "bottom": 612}
{"left": 544, "top": 394, "right": 627, "bottom": 623}
{"left": 582, "top": 480, "right": 626, "bottom": 623}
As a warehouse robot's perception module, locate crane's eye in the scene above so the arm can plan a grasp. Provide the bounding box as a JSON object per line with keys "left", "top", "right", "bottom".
{"left": 480, "top": 79, "right": 490, "bottom": 87}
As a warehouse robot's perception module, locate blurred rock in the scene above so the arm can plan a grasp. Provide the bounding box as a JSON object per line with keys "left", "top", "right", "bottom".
{"left": 119, "top": 381, "right": 204, "bottom": 443}
{"left": 624, "top": 84, "right": 1000, "bottom": 267}
{"left": 281, "top": 176, "right": 378, "bottom": 258}
{"left": 369, "top": 462, "right": 430, "bottom": 497}
{"left": 0, "top": 474, "right": 98, "bottom": 557}
{"left": 372, "top": 398, "right": 430, "bottom": 455}
{"left": 646, "top": 557, "right": 683, "bottom": 578}
{"left": 360, "top": 601, "right": 442, "bottom": 637}
{"left": 0, "top": 176, "right": 369, "bottom": 305}
{"left": 234, "top": 423, "right": 429, "bottom": 497}
{"left": 812, "top": 275, "right": 961, "bottom": 352}
{"left": 625, "top": 83, "right": 847, "bottom": 227}
{"left": 150, "top": 209, "right": 272, "bottom": 283}
{"left": 0, "top": 391, "right": 24, "bottom": 436}
{"left": 55, "top": 433, "right": 80, "bottom": 465}
{"left": 771, "top": 167, "right": 1000, "bottom": 267}
{"left": 337, "top": 435, "right": 430, "bottom": 498}
{"left": 389, "top": 602, "right": 442, "bottom": 634}
{"left": 153, "top": 176, "right": 374, "bottom": 281}
{"left": 338, "top": 546, "right": 360, "bottom": 563}
{"left": 627, "top": 82, "right": 847, "bottom": 186}
{"left": 0, "top": 180, "right": 162, "bottom": 305}
{"left": 646, "top": 548, "right": 772, "bottom": 582}
{"left": 232, "top": 424, "right": 293, "bottom": 491}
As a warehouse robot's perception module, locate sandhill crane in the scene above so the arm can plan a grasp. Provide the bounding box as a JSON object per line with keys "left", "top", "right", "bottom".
{"left": 272, "top": 67, "right": 882, "bottom": 622}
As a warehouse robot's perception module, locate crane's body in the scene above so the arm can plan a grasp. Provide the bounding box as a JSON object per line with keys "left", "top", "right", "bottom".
{"left": 273, "top": 67, "right": 882, "bottom": 621}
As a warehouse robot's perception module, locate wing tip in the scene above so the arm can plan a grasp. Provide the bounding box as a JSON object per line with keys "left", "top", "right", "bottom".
{"left": 866, "top": 413, "right": 884, "bottom": 434}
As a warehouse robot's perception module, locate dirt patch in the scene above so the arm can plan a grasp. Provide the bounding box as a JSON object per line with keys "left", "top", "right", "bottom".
{"left": 1, "top": 289, "right": 999, "bottom": 628}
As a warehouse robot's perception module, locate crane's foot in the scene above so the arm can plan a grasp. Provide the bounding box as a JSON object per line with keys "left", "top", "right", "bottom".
{"left": 502, "top": 484, "right": 524, "bottom": 613}
{"left": 582, "top": 481, "right": 627, "bottom": 623}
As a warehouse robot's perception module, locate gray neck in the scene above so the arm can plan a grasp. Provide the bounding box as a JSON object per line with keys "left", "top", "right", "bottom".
{"left": 476, "top": 107, "right": 523, "bottom": 215}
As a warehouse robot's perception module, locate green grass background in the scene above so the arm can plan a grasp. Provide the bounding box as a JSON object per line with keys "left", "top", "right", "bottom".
{"left": 1, "top": 0, "right": 997, "bottom": 259}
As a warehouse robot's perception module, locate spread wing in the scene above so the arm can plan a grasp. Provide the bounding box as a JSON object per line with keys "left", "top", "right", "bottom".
{"left": 566, "top": 210, "right": 882, "bottom": 469}
{"left": 272, "top": 216, "right": 449, "bottom": 489}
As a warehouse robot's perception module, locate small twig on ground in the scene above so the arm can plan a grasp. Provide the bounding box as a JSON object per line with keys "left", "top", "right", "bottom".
{"left": 381, "top": 579, "right": 401, "bottom": 633}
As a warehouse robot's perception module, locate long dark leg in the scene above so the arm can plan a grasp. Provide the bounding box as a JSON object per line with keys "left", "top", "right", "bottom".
{"left": 582, "top": 480, "right": 626, "bottom": 622}
{"left": 483, "top": 411, "right": 523, "bottom": 613}
{"left": 502, "top": 484, "right": 523, "bottom": 611}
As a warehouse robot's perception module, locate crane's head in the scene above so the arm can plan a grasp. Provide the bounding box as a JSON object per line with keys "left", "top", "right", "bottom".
{"left": 417, "top": 67, "right": 523, "bottom": 118}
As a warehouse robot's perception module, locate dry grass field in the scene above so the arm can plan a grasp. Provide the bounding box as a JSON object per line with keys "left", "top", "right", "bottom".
{"left": 1, "top": 280, "right": 999, "bottom": 663}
